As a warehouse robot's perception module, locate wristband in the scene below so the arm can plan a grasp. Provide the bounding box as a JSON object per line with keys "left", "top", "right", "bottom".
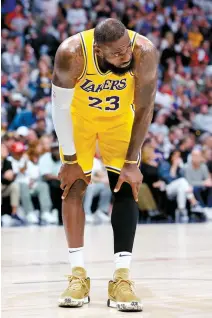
{"left": 124, "top": 160, "right": 137, "bottom": 164}
{"left": 64, "top": 160, "right": 78, "bottom": 165}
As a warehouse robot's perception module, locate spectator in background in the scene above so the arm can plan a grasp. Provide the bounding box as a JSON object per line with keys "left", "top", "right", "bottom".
{"left": 1, "top": 41, "right": 21, "bottom": 75}
{"left": 94, "top": 0, "right": 111, "bottom": 20}
{"left": 26, "top": 144, "right": 55, "bottom": 224}
{"left": 1, "top": 133, "right": 16, "bottom": 153}
{"left": 178, "top": 135, "right": 195, "bottom": 163}
{"left": 13, "top": 62, "right": 32, "bottom": 98}
{"left": 4, "top": 2, "right": 28, "bottom": 33}
{"left": 31, "top": 59, "right": 52, "bottom": 101}
{"left": 39, "top": 142, "right": 62, "bottom": 224}
{"left": 202, "top": 145, "right": 212, "bottom": 175}
{"left": 140, "top": 143, "right": 166, "bottom": 214}
{"left": 16, "top": 126, "right": 30, "bottom": 144}
{"left": 67, "top": 0, "right": 88, "bottom": 32}
{"left": 84, "top": 156, "right": 111, "bottom": 224}
{"left": 8, "top": 104, "right": 45, "bottom": 131}
{"left": 32, "top": 0, "right": 60, "bottom": 18}
{"left": 188, "top": 26, "right": 203, "bottom": 49}
{"left": 150, "top": 113, "right": 169, "bottom": 136}
{"left": 6, "top": 92, "right": 26, "bottom": 127}
{"left": 33, "top": 118, "right": 47, "bottom": 138}
{"left": 8, "top": 141, "right": 54, "bottom": 224}
{"left": 39, "top": 134, "right": 52, "bottom": 154}
{"left": 1, "top": 144, "right": 20, "bottom": 217}
{"left": 192, "top": 105, "right": 212, "bottom": 134}
{"left": 184, "top": 148, "right": 212, "bottom": 208}
{"left": 158, "top": 150, "right": 203, "bottom": 221}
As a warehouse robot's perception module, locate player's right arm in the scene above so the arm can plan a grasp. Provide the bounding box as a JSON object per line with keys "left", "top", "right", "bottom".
{"left": 52, "top": 35, "right": 89, "bottom": 199}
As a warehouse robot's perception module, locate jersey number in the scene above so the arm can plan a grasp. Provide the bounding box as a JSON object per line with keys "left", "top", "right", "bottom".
{"left": 88, "top": 96, "right": 120, "bottom": 111}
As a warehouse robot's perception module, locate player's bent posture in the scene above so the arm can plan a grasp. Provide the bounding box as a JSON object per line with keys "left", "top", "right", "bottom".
{"left": 52, "top": 18, "right": 158, "bottom": 312}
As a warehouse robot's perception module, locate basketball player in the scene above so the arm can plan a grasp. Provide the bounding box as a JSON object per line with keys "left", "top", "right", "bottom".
{"left": 52, "top": 18, "right": 158, "bottom": 312}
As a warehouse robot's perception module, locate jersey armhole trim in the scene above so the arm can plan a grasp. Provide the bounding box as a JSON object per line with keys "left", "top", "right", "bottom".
{"left": 130, "top": 32, "right": 137, "bottom": 77}
{"left": 77, "top": 33, "right": 87, "bottom": 81}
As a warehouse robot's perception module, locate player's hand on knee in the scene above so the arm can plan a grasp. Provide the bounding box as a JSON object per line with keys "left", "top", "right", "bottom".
{"left": 114, "top": 164, "right": 143, "bottom": 202}
{"left": 58, "top": 163, "right": 89, "bottom": 200}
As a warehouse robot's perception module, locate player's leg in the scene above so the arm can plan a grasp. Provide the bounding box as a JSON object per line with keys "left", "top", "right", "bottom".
{"left": 107, "top": 171, "right": 142, "bottom": 311}
{"left": 98, "top": 113, "right": 142, "bottom": 311}
{"left": 58, "top": 116, "right": 96, "bottom": 308}
{"left": 58, "top": 179, "right": 90, "bottom": 307}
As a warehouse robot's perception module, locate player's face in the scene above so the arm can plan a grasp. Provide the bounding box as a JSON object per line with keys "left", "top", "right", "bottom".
{"left": 95, "top": 31, "right": 134, "bottom": 75}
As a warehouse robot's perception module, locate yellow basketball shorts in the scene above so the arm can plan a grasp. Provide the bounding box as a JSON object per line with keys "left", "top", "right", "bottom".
{"left": 60, "top": 111, "right": 141, "bottom": 176}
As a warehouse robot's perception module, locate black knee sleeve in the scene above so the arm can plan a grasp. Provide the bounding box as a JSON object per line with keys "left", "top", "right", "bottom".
{"left": 108, "top": 171, "right": 139, "bottom": 253}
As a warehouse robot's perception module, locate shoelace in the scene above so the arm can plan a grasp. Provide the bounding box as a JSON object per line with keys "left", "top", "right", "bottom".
{"left": 113, "top": 279, "right": 135, "bottom": 294}
{"left": 66, "top": 275, "right": 89, "bottom": 293}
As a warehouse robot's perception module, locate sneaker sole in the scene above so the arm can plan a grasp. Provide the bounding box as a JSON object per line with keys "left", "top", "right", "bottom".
{"left": 58, "top": 296, "right": 90, "bottom": 307}
{"left": 107, "top": 299, "right": 143, "bottom": 312}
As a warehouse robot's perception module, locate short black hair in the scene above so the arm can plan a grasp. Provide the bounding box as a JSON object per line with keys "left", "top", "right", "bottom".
{"left": 168, "top": 149, "right": 181, "bottom": 163}
{"left": 94, "top": 18, "right": 126, "bottom": 45}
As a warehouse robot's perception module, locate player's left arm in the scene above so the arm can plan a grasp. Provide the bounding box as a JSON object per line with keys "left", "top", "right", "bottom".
{"left": 126, "top": 37, "right": 158, "bottom": 161}
{"left": 114, "top": 37, "right": 158, "bottom": 201}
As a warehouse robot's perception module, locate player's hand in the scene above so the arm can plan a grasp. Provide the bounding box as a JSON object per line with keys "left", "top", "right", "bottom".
{"left": 58, "top": 163, "right": 89, "bottom": 200}
{"left": 114, "top": 163, "right": 143, "bottom": 202}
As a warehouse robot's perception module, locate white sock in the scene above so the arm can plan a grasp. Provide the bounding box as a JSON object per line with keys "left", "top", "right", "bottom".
{"left": 115, "top": 252, "right": 132, "bottom": 270}
{"left": 68, "top": 247, "right": 84, "bottom": 270}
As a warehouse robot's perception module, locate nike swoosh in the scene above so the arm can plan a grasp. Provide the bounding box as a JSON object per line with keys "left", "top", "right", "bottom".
{"left": 86, "top": 73, "right": 96, "bottom": 75}
{"left": 119, "top": 254, "right": 130, "bottom": 257}
{"left": 69, "top": 250, "right": 81, "bottom": 253}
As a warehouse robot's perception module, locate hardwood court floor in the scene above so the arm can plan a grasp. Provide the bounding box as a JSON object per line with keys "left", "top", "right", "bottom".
{"left": 2, "top": 223, "right": 212, "bottom": 318}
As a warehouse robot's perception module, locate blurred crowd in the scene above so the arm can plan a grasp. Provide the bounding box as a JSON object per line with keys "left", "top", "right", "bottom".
{"left": 1, "top": 0, "right": 212, "bottom": 226}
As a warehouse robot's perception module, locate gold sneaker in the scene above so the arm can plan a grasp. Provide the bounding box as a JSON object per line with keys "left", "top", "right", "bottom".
{"left": 107, "top": 268, "right": 143, "bottom": 312}
{"left": 58, "top": 267, "right": 90, "bottom": 307}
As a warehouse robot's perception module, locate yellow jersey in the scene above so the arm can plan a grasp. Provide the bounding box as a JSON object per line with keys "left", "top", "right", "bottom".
{"left": 71, "top": 29, "right": 137, "bottom": 126}
{"left": 61, "top": 29, "right": 140, "bottom": 175}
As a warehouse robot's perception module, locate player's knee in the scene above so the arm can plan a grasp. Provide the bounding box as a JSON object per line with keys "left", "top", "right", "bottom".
{"left": 67, "top": 179, "right": 87, "bottom": 200}
{"left": 114, "top": 182, "right": 133, "bottom": 199}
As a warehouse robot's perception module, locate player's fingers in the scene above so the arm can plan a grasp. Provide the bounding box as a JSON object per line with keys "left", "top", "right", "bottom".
{"left": 60, "top": 181, "right": 66, "bottom": 191}
{"left": 62, "top": 185, "right": 71, "bottom": 200}
{"left": 114, "top": 178, "right": 123, "bottom": 193}
{"left": 132, "top": 183, "right": 138, "bottom": 202}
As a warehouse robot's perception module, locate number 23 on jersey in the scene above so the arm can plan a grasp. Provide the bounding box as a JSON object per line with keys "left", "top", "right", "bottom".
{"left": 88, "top": 96, "right": 120, "bottom": 111}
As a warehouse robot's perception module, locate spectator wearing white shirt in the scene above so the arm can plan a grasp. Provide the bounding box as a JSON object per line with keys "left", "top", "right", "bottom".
{"left": 39, "top": 142, "right": 62, "bottom": 224}
{"left": 84, "top": 156, "right": 111, "bottom": 224}
{"left": 67, "top": 0, "right": 88, "bottom": 33}
{"left": 184, "top": 148, "right": 212, "bottom": 208}
{"left": 1, "top": 41, "right": 21, "bottom": 75}
{"left": 8, "top": 142, "right": 53, "bottom": 224}
{"left": 150, "top": 114, "right": 169, "bottom": 136}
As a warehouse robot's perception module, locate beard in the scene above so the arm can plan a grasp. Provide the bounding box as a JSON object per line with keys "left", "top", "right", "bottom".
{"left": 100, "top": 56, "right": 134, "bottom": 76}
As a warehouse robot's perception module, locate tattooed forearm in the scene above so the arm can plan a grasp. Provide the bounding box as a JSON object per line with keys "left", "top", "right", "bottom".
{"left": 126, "top": 36, "right": 158, "bottom": 161}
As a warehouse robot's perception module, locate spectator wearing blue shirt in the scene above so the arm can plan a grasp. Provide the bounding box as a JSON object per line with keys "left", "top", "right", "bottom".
{"left": 8, "top": 105, "right": 45, "bottom": 131}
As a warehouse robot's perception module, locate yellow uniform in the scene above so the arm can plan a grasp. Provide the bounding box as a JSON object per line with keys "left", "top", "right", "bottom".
{"left": 63, "top": 29, "right": 140, "bottom": 175}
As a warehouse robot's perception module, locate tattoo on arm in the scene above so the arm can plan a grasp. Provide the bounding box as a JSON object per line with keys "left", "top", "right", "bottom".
{"left": 52, "top": 34, "right": 84, "bottom": 88}
{"left": 52, "top": 35, "right": 84, "bottom": 162}
{"left": 126, "top": 37, "right": 158, "bottom": 161}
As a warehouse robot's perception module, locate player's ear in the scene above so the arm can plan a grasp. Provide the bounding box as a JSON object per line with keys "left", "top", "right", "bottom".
{"left": 94, "top": 43, "right": 103, "bottom": 58}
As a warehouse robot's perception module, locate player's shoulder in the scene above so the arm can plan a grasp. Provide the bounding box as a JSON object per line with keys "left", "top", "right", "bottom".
{"left": 56, "top": 33, "right": 83, "bottom": 61}
{"left": 134, "top": 33, "right": 157, "bottom": 56}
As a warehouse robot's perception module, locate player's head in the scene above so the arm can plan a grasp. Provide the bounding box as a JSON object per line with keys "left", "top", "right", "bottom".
{"left": 94, "top": 19, "right": 134, "bottom": 75}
